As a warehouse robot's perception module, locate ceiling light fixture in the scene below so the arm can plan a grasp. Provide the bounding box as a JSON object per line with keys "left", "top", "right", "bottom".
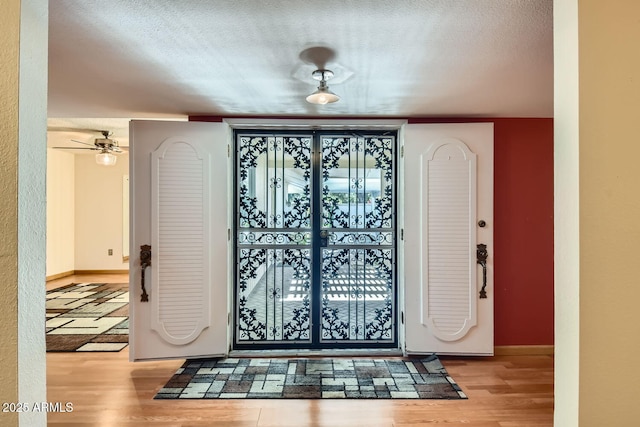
{"left": 95, "top": 150, "right": 117, "bottom": 166}
{"left": 306, "top": 69, "right": 340, "bottom": 105}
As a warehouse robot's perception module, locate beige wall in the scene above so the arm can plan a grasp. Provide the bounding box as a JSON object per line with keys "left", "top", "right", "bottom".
{"left": 578, "top": 0, "right": 640, "bottom": 425}
{"left": 74, "top": 153, "right": 129, "bottom": 270}
{"left": 46, "top": 149, "right": 75, "bottom": 276}
{"left": 556, "top": 0, "right": 640, "bottom": 425}
{"left": 0, "top": 4, "right": 21, "bottom": 424}
{"left": 46, "top": 151, "right": 129, "bottom": 275}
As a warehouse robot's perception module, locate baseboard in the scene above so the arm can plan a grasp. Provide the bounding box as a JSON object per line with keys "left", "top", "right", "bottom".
{"left": 46, "top": 270, "right": 75, "bottom": 281}
{"left": 73, "top": 269, "right": 130, "bottom": 275}
{"left": 494, "top": 345, "right": 554, "bottom": 356}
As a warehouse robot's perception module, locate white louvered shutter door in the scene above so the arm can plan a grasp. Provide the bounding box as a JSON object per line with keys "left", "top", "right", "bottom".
{"left": 403, "top": 123, "right": 493, "bottom": 355}
{"left": 130, "top": 120, "right": 229, "bottom": 361}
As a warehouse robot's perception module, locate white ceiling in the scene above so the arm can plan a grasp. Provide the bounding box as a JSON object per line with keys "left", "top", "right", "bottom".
{"left": 47, "top": 0, "right": 553, "bottom": 148}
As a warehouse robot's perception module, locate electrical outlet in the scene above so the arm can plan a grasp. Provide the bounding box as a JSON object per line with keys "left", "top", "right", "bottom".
{"left": 108, "top": 249, "right": 113, "bottom": 256}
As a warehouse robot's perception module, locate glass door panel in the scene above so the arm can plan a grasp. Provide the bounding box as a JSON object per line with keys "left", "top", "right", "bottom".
{"left": 234, "top": 130, "right": 396, "bottom": 349}
{"left": 320, "top": 135, "right": 396, "bottom": 344}
{"left": 236, "top": 133, "right": 313, "bottom": 344}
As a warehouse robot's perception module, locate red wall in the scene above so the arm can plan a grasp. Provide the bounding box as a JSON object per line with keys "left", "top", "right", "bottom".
{"left": 492, "top": 118, "right": 554, "bottom": 345}
{"left": 193, "top": 116, "right": 555, "bottom": 346}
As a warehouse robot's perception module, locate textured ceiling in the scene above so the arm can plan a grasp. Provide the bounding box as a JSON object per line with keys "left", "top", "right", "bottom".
{"left": 47, "top": 0, "right": 553, "bottom": 147}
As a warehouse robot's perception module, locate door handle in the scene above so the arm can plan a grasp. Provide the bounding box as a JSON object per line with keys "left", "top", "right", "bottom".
{"left": 140, "top": 244, "right": 151, "bottom": 302}
{"left": 319, "top": 229, "right": 328, "bottom": 248}
{"left": 476, "top": 243, "right": 488, "bottom": 299}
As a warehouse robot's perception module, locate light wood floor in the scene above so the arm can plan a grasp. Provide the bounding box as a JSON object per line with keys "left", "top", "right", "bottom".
{"left": 46, "top": 274, "right": 554, "bottom": 426}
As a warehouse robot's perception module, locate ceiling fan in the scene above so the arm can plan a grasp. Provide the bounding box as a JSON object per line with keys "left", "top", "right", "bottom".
{"left": 49, "top": 127, "right": 126, "bottom": 166}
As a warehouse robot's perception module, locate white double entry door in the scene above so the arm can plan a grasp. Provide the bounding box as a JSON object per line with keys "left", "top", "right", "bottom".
{"left": 128, "top": 120, "right": 493, "bottom": 361}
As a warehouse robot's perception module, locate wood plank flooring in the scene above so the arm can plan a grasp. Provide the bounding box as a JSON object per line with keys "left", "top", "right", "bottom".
{"left": 46, "top": 274, "right": 554, "bottom": 426}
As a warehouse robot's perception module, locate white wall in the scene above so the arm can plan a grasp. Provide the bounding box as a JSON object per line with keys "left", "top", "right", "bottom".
{"left": 46, "top": 149, "right": 75, "bottom": 277}
{"left": 553, "top": 0, "right": 580, "bottom": 425}
{"left": 74, "top": 153, "right": 129, "bottom": 270}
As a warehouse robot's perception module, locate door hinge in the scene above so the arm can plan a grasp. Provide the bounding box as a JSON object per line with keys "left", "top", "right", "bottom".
{"left": 401, "top": 145, "right": 404, "bottom": 158}
{"left": 400, "top": 229, "right": 404, "bottom": 240}
{"left": 228, "top": 312, "right": 231, "bottom": 325}
{"left": 228, "top": 228, "right": 231, "bottom": 241}
{"left": 227, "top": 144, "right": 230, "bottom": 157}
{"left": 401, "top": 311, "right": 404, "bottom": 324}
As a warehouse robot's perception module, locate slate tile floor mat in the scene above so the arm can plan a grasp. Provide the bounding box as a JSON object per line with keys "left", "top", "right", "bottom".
{"left": 155, "top": 355, "right": 467, "bottom": 399}
{"left": 46, "top": 283, "right": 129, "bottom": 352}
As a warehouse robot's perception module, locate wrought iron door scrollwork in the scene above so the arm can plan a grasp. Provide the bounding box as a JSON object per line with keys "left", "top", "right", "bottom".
{"left": 237, "top": 248, "right": 268, "bottom": 340}
{"left": 365, "top": 137, "right": 394, "bottom": 228}
{"left": 321, "top": 137, "right": 350, "bottom": 179}
{"left": 234, "top": 130, "right": 397, "bottom": 348}
{"left": 283, "top": 297, "right": 310, "bottom": 339}
{"left": 283, "top": 137, "right": 311, "bottom": 227}
{"left": 320, "top": 248, "right": 394, "bottom": 341}
{"left": 238, "top": 231, "right": 311, "bottom": 245}
{"left": 238, "top": 295, "right": 266, "bottom": 340}
{"left": 364, "top": 248, "right": 393, "bottom": 339}
{"left": 237, "top": 248, "right": 266, "bottom": 293}
{"left": 366, "top": 191, "right": 393, "bottom": 228}
{"left": 319, "top": 134, "right": 396, "bottom": 343}
{"left": 238, "top": 136, "right": 266, "bottom": 180}
{"left": 236, "top": 133, "right": 314, "bottom": 344}
{"left": 329, "top": 231, "right": 393, "bottom": 245}
{"left": 239, "top": 185, "right": 266, "bottom": 228}
{"left": 281, "top": 248, "right": 311, "bottom": 339}
{"left": 321, "top": 249, "right": 350, "bottom": 278}
{"left": 285, "top": 193, "right": 311, "bottom": 228}
{"left": 366, "top": 295, "right": 393, "bottom": 339}
{"left": 322, "top": 191, "right": 349, "bottom": 228}
{"left": 366, "top": 137, "right": 394, "bottom": 179}
{"left": 321, "top": 297, "right": 349, "bottom": 339}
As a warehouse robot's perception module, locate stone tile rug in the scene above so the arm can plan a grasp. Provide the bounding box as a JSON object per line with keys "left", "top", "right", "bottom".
{"left": 155, "top": 355, "right": 467, "bottom": 399}
{"left": 46, "top": 282, "right": 129, "bottom": 352}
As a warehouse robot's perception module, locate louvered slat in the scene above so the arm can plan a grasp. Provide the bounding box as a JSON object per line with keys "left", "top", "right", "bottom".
{"left": 424, "top": 141, "right": 476, "bottom": 341}
{"left": 153, "top": 142, "right": 209, "bottom": 343}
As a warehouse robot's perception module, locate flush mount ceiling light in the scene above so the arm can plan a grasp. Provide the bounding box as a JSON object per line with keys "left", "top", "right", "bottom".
{"left": 306, "top": 69, "right": 340, "bottom": 105}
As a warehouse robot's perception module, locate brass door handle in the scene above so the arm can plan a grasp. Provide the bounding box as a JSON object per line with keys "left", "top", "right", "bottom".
{"left": 477, "top": 243, "right": 488, "bottom": 299}
{"left": 140, "top": 244, "right": 151, "bottom": 302}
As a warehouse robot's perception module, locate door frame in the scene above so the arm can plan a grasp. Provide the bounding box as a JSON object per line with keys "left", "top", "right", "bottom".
{"left": 223, "top": 119, "right": 406, "bottom": 354}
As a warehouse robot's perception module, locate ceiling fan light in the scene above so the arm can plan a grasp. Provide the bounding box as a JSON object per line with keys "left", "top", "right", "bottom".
{"left": 95, "top": 151, "right": 117, "bottom": 166}
{"left": 306, "top": 87, "right": 340, "bottom": 105}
